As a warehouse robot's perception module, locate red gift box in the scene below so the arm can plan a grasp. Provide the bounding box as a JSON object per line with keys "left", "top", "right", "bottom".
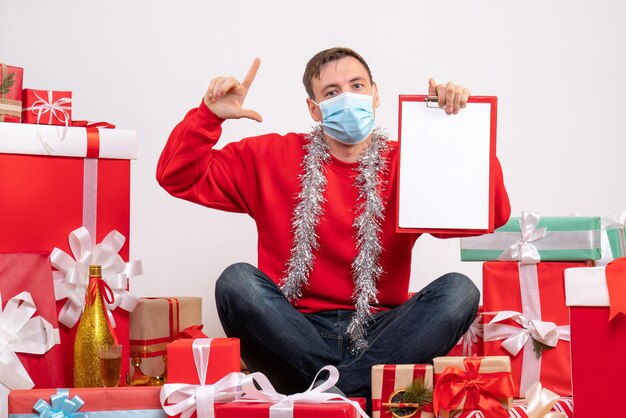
{"left": 21, "top": 89, "right": 72, "bottom": 126}
{"left": 448, "top": 397, "right": 573, "bottom": 417}
{"left": 482, "top": 261, "right": 585, "bottom": 397}
{"left": 0, "top": 63, "right": 23, "bottom": 123}
{"left": 371, "top": 364, "right": 434, "bottom": 418}
{"left": 447, "top": 306, "right": 483, "bottom": 357}
{"left": 565, "top": 260, "right": 626, "bottom": 417}
{"left": 168, "top": 338, "right": 241, "bottom": 385}
{"left": 8, "top": 386, "right": 163, "bottom": 416}
{"left": 0, "top": 253, "right": 64, "bottom": 417}
{"left": 216, "top": 401, "right": 362, "bottom": 418}
{"left": 0, "top": 123, "right": 137, "bottom": 387}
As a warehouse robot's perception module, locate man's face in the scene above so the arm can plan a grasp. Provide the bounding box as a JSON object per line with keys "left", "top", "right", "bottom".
{"left": 307, "top": 57, "right": 379, "bottom": 123}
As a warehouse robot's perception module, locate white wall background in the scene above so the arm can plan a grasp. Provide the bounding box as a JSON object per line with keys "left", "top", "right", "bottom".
{"left": 2, "top": 0, "right": 625, "bottom": 337}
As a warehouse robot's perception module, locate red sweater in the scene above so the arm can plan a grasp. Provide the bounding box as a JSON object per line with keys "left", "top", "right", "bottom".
{"left": 157, "top": 102, "right": 511, "bottom": 313}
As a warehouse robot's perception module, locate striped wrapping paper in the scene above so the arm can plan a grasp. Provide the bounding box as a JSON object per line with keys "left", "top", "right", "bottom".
{"left": 449, "top": 397, "right": 573, "bottom": 418}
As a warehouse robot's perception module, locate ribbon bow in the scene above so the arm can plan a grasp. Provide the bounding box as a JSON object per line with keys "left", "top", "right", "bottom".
{"left": 523, "top": 382, "right": 566, "bottom": 418}
{"left": 50, "top": 226, "right": 142, "bottom": 328}
{"left": 606, "top": 257, "right": 626, "bottom": 320}
{"left": 23, "top": 91, "right": 72, "bottom": 152}
{"left": 160, "top": 338, "right": 246, "bottom": 418}
{"left": 455, "top": 314, "right": 483, "bottom": 356}
{"left": 597, "top": 211, "right": 626, "bottom": 266}
{"left": 240, "top": 365, "right": 369, "bottom": 418}
{"left": 433, "top": 357, "right": 515, "bottom": 418}
{"left": 0, "top": 292, "right": 60, "bottom": 417}
{"left": 483, "top": 311, "right": 570, "bottom": 357}
{"left": 32, "top": 389, "right": 88, "bottom": 418}
{"left": 498, "top": 212, "right": 547, "bottom": 264}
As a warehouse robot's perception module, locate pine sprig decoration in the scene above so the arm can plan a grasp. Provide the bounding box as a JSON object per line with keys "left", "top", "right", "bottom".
{"left": 0, "top": 73, "right": 15, "bottom": 95}
{"left": 532, "top": 338, "right": 555, "bottom": 359}
{"left": 388, "top": 377, "right": 433, "bottom": 416}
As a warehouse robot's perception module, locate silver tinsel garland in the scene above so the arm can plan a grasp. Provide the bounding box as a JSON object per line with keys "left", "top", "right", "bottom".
{"left": 280, "top": 125, "right": 389, "bottom": 353}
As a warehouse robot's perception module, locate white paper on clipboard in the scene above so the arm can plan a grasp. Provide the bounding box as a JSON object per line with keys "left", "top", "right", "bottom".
{"left": 398, "top": 97, "right": 494, "bottom": 232}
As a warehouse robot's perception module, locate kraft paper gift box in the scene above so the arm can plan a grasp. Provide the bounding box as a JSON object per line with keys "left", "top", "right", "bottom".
{"left": 129, "top": 297, "right": 202, "bottom": 378}
{"left": 0, "top": 63, "right": 23, "bottom": 122}
{"left": 8, "top": 387, "right": 166, "bottom": 417}
{"left": 460, "top": 212, "right": 601, "bottom": 262}
{"left": 482, "top": 261, "right": 585, "bottom": 397}
{"left": 0, "top": 253, "right": 63, "bottom": 418}
{"left": 21, "top": 89, "right": 72, "bottom": 126}
{"left": 447, "top": 306, "right": 483, "bottom": 357}
{"left": 565, "top": 259, "right": 626, "bottom": 417}
{"left": 0, "top": 121, "right": 138, "bottom": 386}
{"left": 371, "top": 364, "right": 434, "bottom": 418}
{"left": 433, "top": 356, "right": 514, "bottom": 418}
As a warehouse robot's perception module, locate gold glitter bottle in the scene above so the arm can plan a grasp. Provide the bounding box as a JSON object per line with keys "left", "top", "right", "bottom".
{"left": 73, "top": 265, "right": 118, "bottom": 387}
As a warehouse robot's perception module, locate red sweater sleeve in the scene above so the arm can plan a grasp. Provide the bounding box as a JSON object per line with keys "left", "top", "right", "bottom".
{"left": 430, "top": 157, "right": 511, "bottom": 238}
{"left": 156, "top": 101, "right": 259, "bottom": 216}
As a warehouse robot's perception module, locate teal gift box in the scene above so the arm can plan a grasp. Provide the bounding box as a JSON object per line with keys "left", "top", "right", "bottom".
{"left": 460, "top": 212, "right": 601, "bottom": 262}
{"left": 596, "top": 211, "right": 626, "bottom": 266}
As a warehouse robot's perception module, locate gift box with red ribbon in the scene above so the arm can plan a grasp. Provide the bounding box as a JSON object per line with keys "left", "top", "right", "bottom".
{"left": 433, "top": 356, "right": 515, "bottom": 418}
{"left": 21, "top": 88, "right": 72, "bottom": 127}
{"left": 565, "top": 258, "right": 626, "bottom": 417}
{"left": 371, "top": 364, "right": 434, "bottom": 418}
{"left": 129, "top": 297, "right": 203, "bottom": 380}
{"left": 8, "top": 387, "right": 166, "bottom": 417}
{"left": 482, "top": 261, "right": 585, "bottom": 397}
{"left": 447, "top": 306, "right": 483, "bottom": 357}
{"left": 0, "top": 63, "right": 23, "bottom": 122}
{"left": 0, "top": 121, "right": 137, "bottom": 387}
{"left": 0, "top": 253, "right": 63, "bottom": 418}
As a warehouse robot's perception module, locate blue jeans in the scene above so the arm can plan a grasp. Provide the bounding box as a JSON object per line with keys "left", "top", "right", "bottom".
{"left": 215, "top": 263, "right": 479, "bottom": 409}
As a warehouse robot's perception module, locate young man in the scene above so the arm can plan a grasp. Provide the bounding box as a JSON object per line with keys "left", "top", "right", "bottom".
{"left": 157, "top": 47, "right": 510, "bottom": 404}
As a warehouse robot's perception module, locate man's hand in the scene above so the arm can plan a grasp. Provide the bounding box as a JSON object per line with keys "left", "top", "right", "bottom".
{"left": 203, "top": 58, "right": 263, "bottom": 122}
{"left": 428, "top": 78, "right": 471, "bottom": 115}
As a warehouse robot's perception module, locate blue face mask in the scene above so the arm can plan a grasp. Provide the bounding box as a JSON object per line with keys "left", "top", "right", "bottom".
{"left": 315, "top": 92, "right": 375, "bottom": 145}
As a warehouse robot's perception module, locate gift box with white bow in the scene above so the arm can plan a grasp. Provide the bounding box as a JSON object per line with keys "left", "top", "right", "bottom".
{"left": 460, "top": 212, "right": 601, "bottom": 262}
{"left": 482, "top": 261, "right": 585, "bottom": 397}
{"left": 0, "top": 121, "right": 138, "bottom": 386}
{"left": 565, "top": 259, "right": 626, "bottom": 417}
{"left": 8, "top": 387, "right": 166, "bottom": 418}
{"left": 0, "top": 253, "right": 62, "bottom": 418}
{"left": 22, "top": 88, "right": 72, "bottom": 127}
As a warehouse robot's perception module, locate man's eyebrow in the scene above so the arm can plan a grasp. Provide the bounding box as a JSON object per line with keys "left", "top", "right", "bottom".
{"left": 321, "top": 77, "right": 368, "bottom": 92}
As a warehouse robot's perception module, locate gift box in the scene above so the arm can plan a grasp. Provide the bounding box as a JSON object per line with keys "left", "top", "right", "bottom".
{"left": 447, "top": 307, "right": 483, "bottom": 357}
{"left": 565, "top": 259, "right": 626, "bottom": 417}
{"left": 460, "top": 212, "right": 601, "bottom": 262}
{"left": 168, "top": 338, "right": 240, "bottom": 384}
{"left": 482, "top": 261, "right": 584, "bottom": 397}
{"left": 21, "top": 88, "right": 72, "bottom": 127}
{"left": 595, "top": 211, "right": 626, "bottom": 266}
{"left": 433, "top": 356, "right": 514, "bottom": 417}
{"left": 0, "top": 254, "right": 63, "bottom": 418}
{"left": 449, "top": 397, "right": 573, "bottom": 418}
{"left": 0, "top": 63, "right": 23, "bottom": 123}
{"left": 8, "top": 387, "right": 166, "bottom": 417}
{"left": 0, "top": 122, "right": 137, "bottom": 387}
{"left": 371, "top": 364, "right": 434, "bottom": 418}
{"left": 216, "top": 401, "right": 362, "bottom": 418}
{"left": 129, "top": 297, "right": 202, "bottom": 378}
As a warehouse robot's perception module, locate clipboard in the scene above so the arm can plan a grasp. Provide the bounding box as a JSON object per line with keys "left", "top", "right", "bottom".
{"left": 396, "top": 95, "right": 497, "bottom": 234}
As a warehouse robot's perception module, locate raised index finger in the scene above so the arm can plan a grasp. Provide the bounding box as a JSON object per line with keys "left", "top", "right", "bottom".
{"left": 242, "top": 58, "right": 261, "bottom": 89}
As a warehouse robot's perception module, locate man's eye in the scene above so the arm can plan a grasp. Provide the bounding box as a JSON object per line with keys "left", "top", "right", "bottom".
{"left": 353, "top": 84, "right": 364, "bottom": 89}
{"left": 326, "top": 90, "right": 337, "bottom": 97}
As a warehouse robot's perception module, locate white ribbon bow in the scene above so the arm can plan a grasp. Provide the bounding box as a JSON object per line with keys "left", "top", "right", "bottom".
{"left": 524, "top": 382, "right": 566, "bottom": 418}
{"left": 50, "top": 226, "right": 142, "bottom": 328}
{"left": 23, "top": 90, "right": 72, "bottom": 152}
{"left": 597, "top": 211, "right": 626, "bottom": 266}
{"left": 483, "top": 311, "right": 570, "bottom": 357}
{"left": 240, "top": 365, "right": 369, "bottom": 418}
{"left": 0, "top": 292, "right": 60, "bottom": 417}
{"left": 160, "top": 338, "right": 246, "bottom": 418}
{"left": 498, "top": 211, "right": 547, "bottom": 264}
{"left": 455, "top": 313, "right": 483, "bottom": 356}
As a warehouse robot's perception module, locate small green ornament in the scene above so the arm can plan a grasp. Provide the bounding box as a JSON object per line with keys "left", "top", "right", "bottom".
{"left": 0, "top": 72, "right": 15, "bottom": 95}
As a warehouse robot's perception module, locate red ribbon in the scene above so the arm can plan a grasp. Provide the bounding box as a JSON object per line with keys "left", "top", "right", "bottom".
{"left": 606, "top": 257, "right": 626, "bottom": 320}
{"left": 71, "top": 120, "right": 116, "bottom": 129}
{"left": 85, "top": 277, "right": 119, "bottom": 345}
{"left": 175, "top": 324, "right": 207, "bottom": 340}
{"left": 70, "top": 121, "right": 115, "bottom": 158}
{"left": 433, "top": 357, "right": 515, "bottom": 418}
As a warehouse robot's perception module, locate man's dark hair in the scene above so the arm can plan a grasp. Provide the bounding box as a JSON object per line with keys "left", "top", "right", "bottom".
{"left": 303, "top": 47, "right": 374, "bottom": 100}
